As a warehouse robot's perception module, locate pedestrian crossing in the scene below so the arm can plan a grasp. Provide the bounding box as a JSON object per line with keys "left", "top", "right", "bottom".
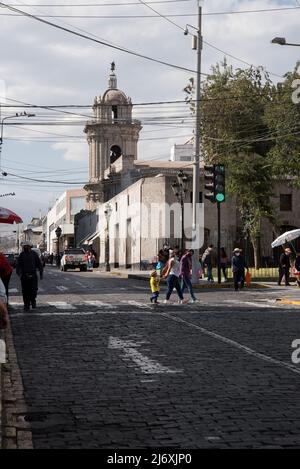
{"left": 7, "top": 297, "right": 296, "bottom": 315}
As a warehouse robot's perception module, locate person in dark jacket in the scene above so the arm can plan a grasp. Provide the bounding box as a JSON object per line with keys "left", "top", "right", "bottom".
{"left": 278, "top": 247, "right": 292, "bottom": 286}
{"left": 294, "top": 252, "right": 300, "bottom": 288}
{"left": 16, "top": 242, "right": 43, "bottom": 311}
{"left": 231, "top": 248, "right": 248, "bottom": 291}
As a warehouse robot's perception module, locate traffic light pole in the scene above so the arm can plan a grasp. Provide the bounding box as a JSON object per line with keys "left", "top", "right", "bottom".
{"left": 217, "top": 202, "right": 221, "bottom": 284}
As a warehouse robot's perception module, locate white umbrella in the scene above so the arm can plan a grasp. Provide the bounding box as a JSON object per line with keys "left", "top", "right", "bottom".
{"left": 271, "top": 229, "right": 300, "bottom": 248}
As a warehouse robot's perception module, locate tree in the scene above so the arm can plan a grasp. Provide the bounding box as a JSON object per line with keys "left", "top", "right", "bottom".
{"left": 264, "top": 62, "right": 300, "bottom": 187}
{"left": 185, "top": 61, "right": 276, "bottom": 267}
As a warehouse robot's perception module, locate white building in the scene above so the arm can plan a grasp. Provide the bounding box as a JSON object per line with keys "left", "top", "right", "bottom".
{"left": 46, "top": 189, "right": 87, "bottom": 253}
{"left": 170, "top": 143, "right": 194, "bottom": 162}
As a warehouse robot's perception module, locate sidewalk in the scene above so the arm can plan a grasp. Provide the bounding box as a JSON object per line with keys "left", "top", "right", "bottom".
{"left": 98, "top": 269, "right": 271, "bottom": 289}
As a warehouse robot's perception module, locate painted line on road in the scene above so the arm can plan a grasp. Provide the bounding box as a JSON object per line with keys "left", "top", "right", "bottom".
{"left": 162, "top": 313, "right": 300, "bottom": 377}
{"left": 56, "top": 286, "right": 69, "bottom": 292}
{"left": 223, "top": 299, "right": 275, "bottom": 309}
{"left": 121, "top": 300, "right": 152, "bottom": 310}
{"left": 48, "top": 302, "right": 76, "bottom": 310}
{"left": 9, "top": 310, "right": 154, "bottom": 317}
{"left": 83, "top": 300, "right": 117, "bottom": 309}
{"left": 108, "top": 336, "right": 183, "bottom": 375}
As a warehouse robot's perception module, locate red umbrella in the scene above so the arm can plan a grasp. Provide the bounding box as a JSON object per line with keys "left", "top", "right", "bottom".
{"left": 0, "top": 207, "right": 23, "bottom": 224}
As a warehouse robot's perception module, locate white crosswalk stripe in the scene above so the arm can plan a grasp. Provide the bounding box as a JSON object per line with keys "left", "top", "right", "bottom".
{"left": 48, "top": 302, "right": 77, "bottom": 310}
{"left": 83, "top": 300, "right": 117, "bottom": 309}
{"left": 56, "top": 286, "right": 69, "bottom": 292}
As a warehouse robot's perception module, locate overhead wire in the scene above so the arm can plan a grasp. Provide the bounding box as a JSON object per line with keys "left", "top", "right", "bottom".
{"left": 0, "top": 1, "right": 203, "bottom": 75}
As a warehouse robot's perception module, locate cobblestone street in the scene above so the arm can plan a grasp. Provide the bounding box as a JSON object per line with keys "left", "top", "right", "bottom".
{"left": 2, "top": 267, "right": 300, "bottom": 449}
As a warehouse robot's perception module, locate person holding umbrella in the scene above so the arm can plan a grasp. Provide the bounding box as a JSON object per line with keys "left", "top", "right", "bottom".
{"left": 278, "top": 247, "right": 292, "bottom": 287}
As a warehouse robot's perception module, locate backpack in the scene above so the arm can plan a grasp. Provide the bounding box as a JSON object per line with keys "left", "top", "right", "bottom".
{"left": 161, "top": 260, "right": 171, "bottom": 278}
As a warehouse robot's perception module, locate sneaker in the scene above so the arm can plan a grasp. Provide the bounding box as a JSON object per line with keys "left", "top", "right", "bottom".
{"left": 150, "top": 297, "right": 153, "bottom": 303}
{"left": 189, "top": 298, "right": 198, "bottom": 303}
{"left": 164, "top": 299, "right": 169, "bottom": 304}
{"left": 31, "top": 301, "right": 36, "bottom": 309}
{"left": 178, "top": 300, "right": 183, "bottom": 304}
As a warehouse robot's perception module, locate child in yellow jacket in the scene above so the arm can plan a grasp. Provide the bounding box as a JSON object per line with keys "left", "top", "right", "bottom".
{"left": 150, "top": 270, "right": 160, "bottom": 304}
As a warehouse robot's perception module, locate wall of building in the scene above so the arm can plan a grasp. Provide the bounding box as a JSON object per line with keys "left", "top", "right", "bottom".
{"left": 46, "top": 189, "right": 87, "bottom": 253}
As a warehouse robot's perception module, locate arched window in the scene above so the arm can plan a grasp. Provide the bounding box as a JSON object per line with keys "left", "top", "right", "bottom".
{"left": 110, "top": 145, "right": 122, "bottom": 164}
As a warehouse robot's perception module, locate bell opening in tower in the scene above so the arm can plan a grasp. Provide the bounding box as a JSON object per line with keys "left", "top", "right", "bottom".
{"left": 110, "top": 145, "right": 122, "bottom": 164}
{"left": 112, "top": 105, "right": 118, "bottom": 122}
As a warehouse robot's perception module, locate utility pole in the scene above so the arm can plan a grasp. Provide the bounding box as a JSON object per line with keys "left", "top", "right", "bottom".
{"left": 185, "top": 3, "right": 202, "bottom": 283}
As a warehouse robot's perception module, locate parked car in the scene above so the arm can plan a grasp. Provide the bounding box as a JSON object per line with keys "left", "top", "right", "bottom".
{"left": 4, "top": 253, "right": 16, "bottom": 268}
{"left": 60, "top": 248, "right": 88, "bottom": 272}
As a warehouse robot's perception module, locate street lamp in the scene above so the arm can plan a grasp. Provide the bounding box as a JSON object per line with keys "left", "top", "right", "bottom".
{"left": 171, "top": 170, "right": 189, "bottom": 253}
{"left": 271, "top": 37, "right": 300, "bottom": 47}
{"left": 104, "top": 203, "right": 112, "bottom": 272}
{"left": 55, "top": 226, "right": 62, "bottom": 267}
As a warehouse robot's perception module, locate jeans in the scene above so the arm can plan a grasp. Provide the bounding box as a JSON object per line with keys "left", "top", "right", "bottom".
{"left": 166, "top": 275, "right": 183, "bottom": 300}
{"left": 207, "top": 265, "right": 214, "bottom": 281}
{"left": 181, "top": 276, "right": 196, "bottom": 300}
{"left": 221, "top": 263, "right": 227, "bottom": 280}
{"left": 233, "top": 269, "right": 245, "bottom": 291}
{"left": 150, "top": 291, "right": 159, "bottom": 303}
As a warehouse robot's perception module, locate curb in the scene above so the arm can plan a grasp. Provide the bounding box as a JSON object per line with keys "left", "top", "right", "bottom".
{"left": 104, "top": 272, "right": 270, "bottom": 289}
{"left": 1, "top": 318, "right": 33, "bottom": 449}
{"left": 276, "top": 298, "right": 300, "bottom": 306}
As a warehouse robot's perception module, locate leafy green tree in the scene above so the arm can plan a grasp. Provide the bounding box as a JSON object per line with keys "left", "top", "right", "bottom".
{"left": 184, "top": 61, "right": 276, "bottom": 267}
{"left": 264, "top": 62, "right": 300, "bottom": 187}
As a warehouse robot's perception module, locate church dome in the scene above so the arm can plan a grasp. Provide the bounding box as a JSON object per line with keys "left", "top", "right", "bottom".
{"left": 102, "top": 88, "right": 128, "bottom": 104}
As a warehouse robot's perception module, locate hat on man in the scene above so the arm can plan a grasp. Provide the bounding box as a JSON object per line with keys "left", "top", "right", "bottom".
{"left": 21, "top": 241, "right": 33, "bottom": 248}
{"left": 233, "top": 248, "right": 242, "bottom": 253}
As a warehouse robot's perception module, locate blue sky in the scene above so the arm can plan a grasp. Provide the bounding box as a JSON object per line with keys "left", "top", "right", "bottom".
{"left": 0, "top": 0, "right": 299, "bottom": 230}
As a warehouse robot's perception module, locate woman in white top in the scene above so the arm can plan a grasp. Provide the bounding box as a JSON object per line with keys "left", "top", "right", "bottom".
{"left": 163, "top": 251, "right": 184, "bottom": 303}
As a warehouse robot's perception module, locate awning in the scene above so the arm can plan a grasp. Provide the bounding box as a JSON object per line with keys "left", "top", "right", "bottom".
{"left": 79, "top": 231, "right": 99, "bottom": 245}
{"left": 87, "top": 231, "right": 100, "bottom": 245}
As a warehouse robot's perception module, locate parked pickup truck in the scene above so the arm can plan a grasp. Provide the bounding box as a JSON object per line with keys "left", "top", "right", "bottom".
{"left": 60, "top": 248, "right": 88, "bottom": 272}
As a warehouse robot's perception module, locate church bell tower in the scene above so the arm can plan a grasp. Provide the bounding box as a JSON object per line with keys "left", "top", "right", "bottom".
{"left": 84, "top": 63, "right": 142, "bottom": 207}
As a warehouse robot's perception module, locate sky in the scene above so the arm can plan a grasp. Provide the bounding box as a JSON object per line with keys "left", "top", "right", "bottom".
{"left": 0, "top": 0, "right": 299, "bottom": 231}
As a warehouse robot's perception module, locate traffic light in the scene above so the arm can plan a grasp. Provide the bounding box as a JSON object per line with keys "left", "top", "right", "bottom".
{"left": 204, "top": 165, "right": 215, "bottom": 203}
{"left": 214, "top": 164, "right": 225, "bottom": 203}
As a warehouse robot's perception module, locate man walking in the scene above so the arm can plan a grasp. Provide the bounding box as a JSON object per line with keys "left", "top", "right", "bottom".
{"left": 180, "top": 249, "right": 198, "bottom": 303}
{"left": 231, "top": 248, "right": 248, "bottom": 291}
{"left": 17, "top": 242, "right": 43, "bottom": 311}
{"left": 278, "top": 247, "right": 292, "bottom": 286}
{"left": 202, "top": 245, "right": 215, "bottom": 282}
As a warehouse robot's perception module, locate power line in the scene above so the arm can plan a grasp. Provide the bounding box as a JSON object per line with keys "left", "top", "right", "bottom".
{"left": 1, "top": 4, "right": 299, "bottom": 15}
{"left": 4, "top": 0, "right": 191, "bottom": 6}
{"left": 0, "top": 1, "right": 202, "bottom": 75}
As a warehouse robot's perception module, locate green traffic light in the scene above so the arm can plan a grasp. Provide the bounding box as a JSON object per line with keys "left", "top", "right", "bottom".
{"left": 216, "top": 193, "right": 225, "bottom": 203}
